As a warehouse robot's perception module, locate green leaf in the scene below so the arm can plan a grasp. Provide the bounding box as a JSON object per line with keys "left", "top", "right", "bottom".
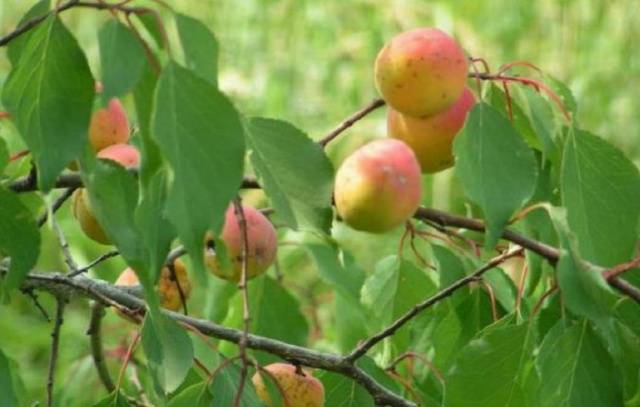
{"left": 547, "top": 206, "right": 617, "bottom": 320}
{"left": 432, "top": 244, "right": 468, "bottom": 307}
{"left": 536, "top": 320, "right": 623, "bottom": 407}
{"left": 520, "top": 87, "right": 559, "bottom": 161}
{"left": 92, "top": 391, "right": 133, "bottom": 407}
{"left": 546, "top": 75, "right": 577, "bottom": 117}
{"left": 152, "top": 61, "right": 245, "bottom": 282}
{"left": 318, "top": 371, "right": 373, "bottom": 407}
{"left": 306, "top": 241, "right": 365, "bottom": 300}
{"left": 0, "top": 348, "right": 18, "bottom": 407}
{"left": 83, "top": 160, "right": 145, "bottom": 272}
{"left": 7, "top": 0, "right": 50, "bottom": 65}
{"left": 248, "top": 276, "right": 309, "bottom": 356}
{"left": 98, "top": 20, "right": 146, "bottom": 101}
{"left": 2, "top": 16, "right": 94, "bottom": 191}
{"left": 135, "top": 169, "right": 176, "bottom": 285}
{"left": 431, "top": 290, "right": 495, "bottom": 370}
{"left": 133, "top": 64, "right": 163, "bottom": 187}
{"left": 136, "top": 12, "right": 164, "bottom": 50}
{"left": 454, "top": 103, "right": 538, "bottom": 249}
{"left": 141, "top": 314, "right": 194, "bottom": 394}
{"left": 334, "top": 291, "right": 369, "bottom": 352}
{"left": 317, "top": 357, "right": 398, "bottom": 407}
{"left": 561, "top": 129, "right": 640, "bottom": 267}
{"left": 0, "top": 187, "right": 40, "bottom": 295}
{"left": 175, "top": 13, "right": 219, "bottom": 86}
{"left": 0, "top": 137, "right": 9, "bottom": 173}
{"left": 168, "top": 382, "right": 212, "bottom": 407}
{"left": 204, "top": 278, "right": 237, "bottom": 323}
{"left": 247, "top": 118, "right": 334, "bottom": 233}
{"left": 445, "top": 323, "right": 536, "bottom": 407}
{"left": 361, "top": 256, "right": 436, "bottom": 351}
{"left": 208, "top": 361, "right": 262, "bottom": 406}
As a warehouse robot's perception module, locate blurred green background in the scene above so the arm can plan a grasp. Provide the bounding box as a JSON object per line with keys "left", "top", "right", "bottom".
{"left": 0, "top": 0, "right": 638, "bottom": 404}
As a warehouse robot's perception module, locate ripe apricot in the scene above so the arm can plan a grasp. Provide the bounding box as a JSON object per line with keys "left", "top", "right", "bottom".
{"left": 252, "top": 363, "right": 324, "bottom": 407}
{"left": 72, "top": 144, "right": 140, "bottom": 245}
{"left": 388, "top": 87, "right": 475, "bottom": 173}
{"left": 115, "top": 259, "right": 191, "bottom": 312}
{"left": 375, "top": 28, "right": 468, "bottom": 117}
{"left": 205, "top": 204, "right": 277, "bottom": 282}
{"left": 89, "top": 98, "right": 130, "bottom": 152}
{"left": 334, "top": 139, "right": 422, "bottom": 233}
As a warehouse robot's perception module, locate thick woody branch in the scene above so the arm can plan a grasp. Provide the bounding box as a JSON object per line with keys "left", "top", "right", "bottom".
{"left": 413, "top": 207, "right": 560, "bottom": 263}
{"left": 8, "top": 172, "right": 260, "bottom": 193}
{"left": 13, "top": 271, "right": 413, "bottom": 407}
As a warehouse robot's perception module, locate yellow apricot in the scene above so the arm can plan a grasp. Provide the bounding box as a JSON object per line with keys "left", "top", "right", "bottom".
{"left": 252, "top": 363, "right": 324, "bottom": 407}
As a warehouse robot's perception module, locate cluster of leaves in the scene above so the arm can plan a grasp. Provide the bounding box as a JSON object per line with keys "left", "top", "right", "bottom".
{"left": 0, "top": 1, "right": 639, "bottom": 406}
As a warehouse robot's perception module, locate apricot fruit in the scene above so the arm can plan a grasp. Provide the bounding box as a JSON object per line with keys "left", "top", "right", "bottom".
{"left": 72, "top": 144, "right": 140, "bottom": 245}
{"left": 252, "top": 363, "right": 324, "bottom": 407}
{"left": 334, "top": 139, "right": 422, "bottom": 233}
{"left": 115, "top": 259, "right": 191, "bottom": 312}
{"left": 375, "top": 28, "right": 468, "bottom": 117}
{"left": 388, "top": 87, "right": 475, "bottom": 173}
{"left": 89, "top": 98, "right": 130, "bottom": 152}
{"left": 205, "top": 204, "right": 277, "bottom": 282}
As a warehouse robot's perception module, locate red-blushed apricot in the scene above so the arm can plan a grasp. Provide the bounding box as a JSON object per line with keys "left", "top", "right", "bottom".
{"left": 72, "top": 144, "right": 140, "bottom": 245}
{"left": 205, "top": 204, "right": 277, "bottom": 282}
{"left": 388, "top": 87, "right": 475, "bottom": 173}
{"left": 114, "top": 259, "right": 191, "bottom": 314}
{"left": 97, "top": 143, "right": 140, "bottom": 169}
{"left": 252, "top": 363, "right": 324, "bottom": 407}
{"left": 334, "top": 139, "right": 422, "bottom": 233}
{"left": 89, "top": 98, "right": 130, "bottom": 152}
{"left": 375, "top": 28, "right": 468, "bottom": 117}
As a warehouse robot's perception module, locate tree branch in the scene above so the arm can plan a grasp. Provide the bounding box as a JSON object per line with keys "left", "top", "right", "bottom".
{"left": 69, "top": 250, "right": 120, "bottom": 277}
{"left": 344, "top": 248, "right": 524, "bottom": 363}
{"left": 47, "top": 297, "right": 66, "bottom": 407}
{"left": 413, "top": 207, "right": 560, "bottom": 263}
{"left": 37, "top": 187, "right": 77, "bottom": 227}
{"left": 87, "top": 302, "right": 115, "bottom": 393}
{"left": 318, "top": 98, "right": 386, "bottom": 147}
{"left": 8, "top": 171, "right": 259, "bottom": 193}
{"left": 13, "top": 271, "right": 413, "bottom": 407}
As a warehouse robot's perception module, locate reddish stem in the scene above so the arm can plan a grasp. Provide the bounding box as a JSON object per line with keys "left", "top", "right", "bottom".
{"left": 9, "top": 149, "right": 29, "bottom": 162}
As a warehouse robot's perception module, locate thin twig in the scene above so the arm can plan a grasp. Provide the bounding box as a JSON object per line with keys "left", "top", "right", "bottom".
{"left": 386, "top": 351, "right": 444, "bottom": 383}
{"left": 69, "top": 250, "right": 120, "bottom": 277}
{"left": 165, "top": 246, "right": 187, "bottom": 268}
{"left": 22, "top": 289, "right": 51, "bottom": 321}
{"left": 47, "top": 297, "right": 66, "bottom": 407}
{"left": 530, "top": 283, "right": 558, "bottom": 317}
{"left": 167, "top": 259, "right": 188, "bottom": 315}
{"left": 115, "top": 331, "right": 141, "bottom": 392}
{"left": 318, "top": 98, "right": 385, "bottom": 147}
{"left": 50, "top": 217, "right": 79, "bottom": 273}
{"left": 232, "top": 198, "right": 251, "bottom": 407}
{"left": 88, "top": 302, "right": 115, "bottom": 392}
{"left": 344, "top": 248, "right": 524, "bottom": 362}
{"left": 37, "top": 187, "right": 77, "bottom": 227}
{"left": 603, "top": 254, "right": 640, "bottom": 280}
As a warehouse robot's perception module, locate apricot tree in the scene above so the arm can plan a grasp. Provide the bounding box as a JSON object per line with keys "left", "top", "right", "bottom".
{"left": 0, "top": 2, "right": 639, "bottom": 407}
